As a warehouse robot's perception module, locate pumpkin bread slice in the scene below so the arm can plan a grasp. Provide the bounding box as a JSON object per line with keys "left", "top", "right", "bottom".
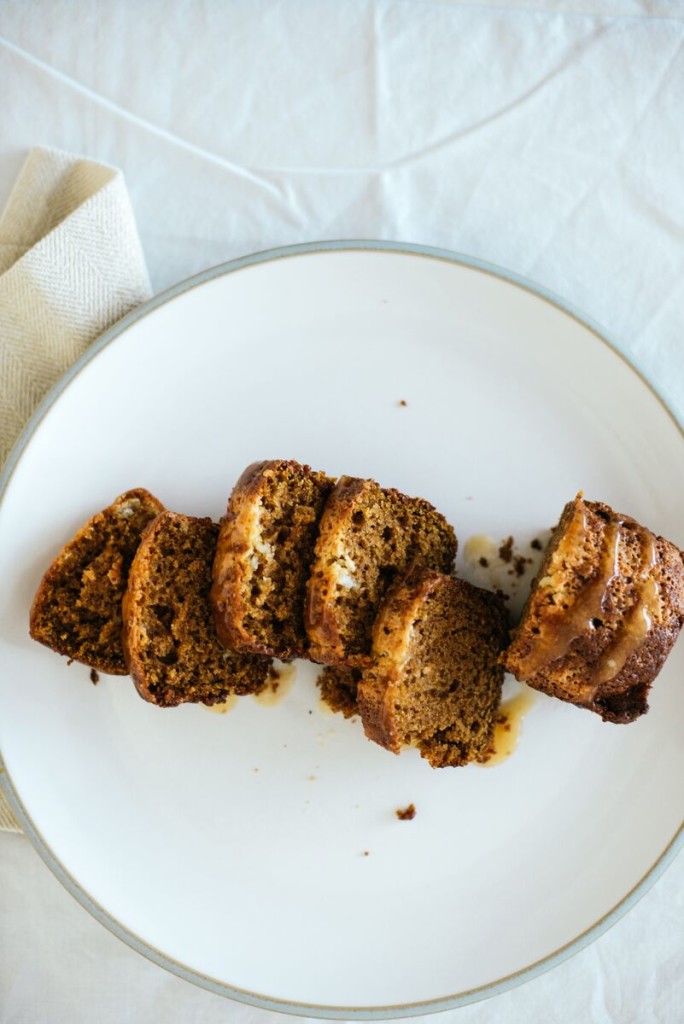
{"left": 211, "top": 460, "right": 335, "bottom": 660}
{"left": 29, "top": 488, "right": 165, "bottom": 675}
{"left": 124, "top": 511, "right": 270, "bottom": 707}
{"left": 502, "top": 495, "right": 684, "bottom": 723}
{"left": 357, "top": 568, "right": 508, "bottom": 767}
{"left": 306, "top": 477, "right": 457, "bottom": 667}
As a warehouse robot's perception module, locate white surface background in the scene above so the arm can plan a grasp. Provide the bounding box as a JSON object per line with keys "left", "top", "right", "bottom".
{"left": 1, "top": 2, "right": 683, "bottom": 1022}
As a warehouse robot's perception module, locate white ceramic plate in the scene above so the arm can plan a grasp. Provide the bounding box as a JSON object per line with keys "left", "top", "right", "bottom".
{"left": 1, "top": 243, "right": 683, "bottom": 1018}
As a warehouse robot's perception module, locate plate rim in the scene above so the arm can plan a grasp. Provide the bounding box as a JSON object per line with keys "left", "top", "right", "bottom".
{"left": 1, "top": 239, "right": 682, "bottom": 1018}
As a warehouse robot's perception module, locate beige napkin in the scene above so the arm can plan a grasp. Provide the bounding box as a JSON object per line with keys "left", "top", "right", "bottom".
{"left": 0, "top": 147, "right": 152, "bottom": 832}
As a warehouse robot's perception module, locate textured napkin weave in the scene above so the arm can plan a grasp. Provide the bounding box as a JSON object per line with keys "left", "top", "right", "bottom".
{"left": 0, "top": 147, "right": 152, "bottom": 832}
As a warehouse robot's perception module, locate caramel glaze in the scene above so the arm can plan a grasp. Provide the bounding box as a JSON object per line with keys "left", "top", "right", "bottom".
{"left": 593, "top": 547, "right": 658, "bottom": 686}
{"left": 519, "top": 507, "right": 661, "bottom": 695}
{"left": 481, "top": 684, "right": 539, "bottom": 766}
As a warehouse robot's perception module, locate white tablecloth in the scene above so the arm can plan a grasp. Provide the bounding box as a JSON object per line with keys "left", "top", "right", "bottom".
{"left": 1, "top": 3, "right": 682, "bottom": 1021}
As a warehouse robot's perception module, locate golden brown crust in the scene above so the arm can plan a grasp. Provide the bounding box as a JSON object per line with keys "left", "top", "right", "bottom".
{"left": 29, "top": 488, "right": 165, "bottom": 674}
{"left": 122, "top": 512, "right": 163, "bottom": 699}
{"left": 305, "top": 477, "right": 457, "bottom": 667}
{"left": 211, "top": 459, "right": 334, "bottom": 660}
{"left": 502, "top": 496, "right": 684, "bottom": 722}
{"left": 358, "top": 568, "right": 508, "bottom": 767}
{"left": 358, "top": 570, "right": 439, "bottom": 752}
{"left": 305, "top": 477, "right": 371, "bottom": 666}
{"left": 124, "top": 511, "right": 270, "bottom": 706}
{"left": 211, "top": 461, "right": 273, "bottom": 654}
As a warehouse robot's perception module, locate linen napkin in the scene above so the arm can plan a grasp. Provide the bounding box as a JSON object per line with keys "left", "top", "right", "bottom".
{"left": 0, "top": 147, "right": 152, "bottom": 832}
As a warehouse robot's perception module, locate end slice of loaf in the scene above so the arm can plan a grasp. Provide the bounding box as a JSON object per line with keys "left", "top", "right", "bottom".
{"left": 29, "top": 488, "right": 165, "bottom": 674}
{"left": 502, "top": 495, "right": 684, "bottom": 723}
{"left": 305, "top": 477, "right": 457, "bottom": 667}
{"left": 123, "top": 511, "right": 270, "bottom": 706}
{"left": 211, "top": 460, "right": 335, "bottom": 660}
{"left": 357, "top": 568, "right": 508, "bottom": 767}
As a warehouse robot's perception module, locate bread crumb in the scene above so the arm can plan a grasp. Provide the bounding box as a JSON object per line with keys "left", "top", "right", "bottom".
{"left": 396, "top": 803, "right": 416, "bottom": 821}
{"left": 398, "top": 399, "right": 408, "bottom": 407}
{"left": 265, "top": 664, "right": 285, "bottom": 693}
{"left": 89, "top": 668, "right": 99, "bottom": 685}
{"left": 513, "top": 554, "right": 531, "bottom": 577}
{"left": 498, "top": 536, "right": 514, "bottom": 563}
